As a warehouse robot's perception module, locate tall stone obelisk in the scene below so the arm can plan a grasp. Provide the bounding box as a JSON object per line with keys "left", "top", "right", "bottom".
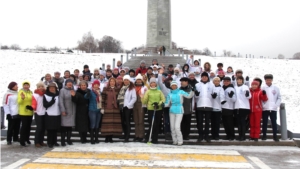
{"left": 146, "top": 0, "right": 172, "bottom": 49}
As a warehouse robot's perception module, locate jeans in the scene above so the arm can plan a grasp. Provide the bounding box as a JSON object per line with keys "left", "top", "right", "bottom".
{"left": 169, "top": 113, "right": 183, "bottom": 144}
{"left": 89, "top": 110, "right": 101, "bottom": 129}
{"left": 262, "top": 111, "right": 277, "bottom": 138}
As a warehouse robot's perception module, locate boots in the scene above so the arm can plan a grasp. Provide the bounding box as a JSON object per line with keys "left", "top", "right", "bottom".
{"left": 105, "top": 136, "right": 109, "bottom": 143}
{"left": 61, "top": 132, "right": 66, "bottom": 147}
{"left": 80, "top": 132, "right": 87, "bottom": 144}
{"left": 67, "top": 130, "right": 73, "bottom": 145}
{"left": 90, "top": 129, "right": 95, "bottom": 145}
{"left": 109, "top": 135, "right": 113, "bottom": 143}
{"left": 95, "top": 129, "right": 99, "bottom": 144}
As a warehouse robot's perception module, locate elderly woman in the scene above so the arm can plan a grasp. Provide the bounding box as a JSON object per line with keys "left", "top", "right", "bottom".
{"left": 101, "top": 78, "right": 122, "bottom": 143}
{"left": 18, "top": 81, "right": 34, "bottom": 147}
{"left": 91, "top": 68, "right": 100, "bottom": 82}
{"left": 43, "top": 73, "right": 53, "bottom": 87}
{"left": 43, "top": 82, "right": 61, "bottom": 148}
{"left": 117, "top": 75, "right": 137, "bottom": 142}
{"left": 84, "top": 80, "right": 102, "bottom": 144}
{"left": 32, "top": 81, "right": 46, "bottom": 148}
{"left": 59, "top": 79, "right": 76, "bottom": 146}
{"left": 71, "top": 81, "right": 90, "bottom": 144}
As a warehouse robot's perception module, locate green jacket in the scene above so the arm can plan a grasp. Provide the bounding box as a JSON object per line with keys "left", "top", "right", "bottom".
{"left": 142, "top": 87, "right": 165, "bottom": 111}
{"left": 18, "top": 89, "right": 33, "bottom": 116}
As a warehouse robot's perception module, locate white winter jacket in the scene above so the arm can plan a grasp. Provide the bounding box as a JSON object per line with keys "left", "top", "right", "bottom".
{"left": 44, "top": 95, "right": 60, "bottom": 116}
{"left": 212, "top": 85, "right": 225, "bottom": 111}
{"left": 32, "top": 93, "right": 46, "bottom": 115}
{"left": 222, "top": 85, "right": 237, "bottom": 110}
{"left": 123, "top": 89, "right": 137, "bottom": 109}
{"left": 234, "top": 85, "right": 251, "bottom": 109}
{"left": 2, "top": 90, "right": 19, "bottom": 116}
{"left": 261, "top": 84, "right": 281, "bottom": 111}
{"left": 195, "top": 81, "right": 214, "bottom": 108}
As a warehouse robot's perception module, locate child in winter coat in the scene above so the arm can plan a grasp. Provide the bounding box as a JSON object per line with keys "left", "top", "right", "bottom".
{"left": 234, "top": 76, "right": 251, "bottom": 141}
{"left": 164, "top": 81, "right": 194, "bottom": 146}
{"left": 211, "top": 77, "right": 226, "bottom": 140}
{"left": 142, "top": 77, "right": 165, "bottom": 144}
{"left": 249, "top": 81, "right": 268, "bottom": 141}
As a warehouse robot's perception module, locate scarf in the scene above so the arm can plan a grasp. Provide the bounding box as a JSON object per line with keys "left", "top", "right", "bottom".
{"left": 92, "top": 88, "right": 101, "bottom": 109}
{"left": 135, "top": 86, "right": 142, "bottom": 96}
{"left": 34, "top": 89, "right": 45, "bottom": 96}
{"left": 117, "top": 85, "right": 129, "bottom": 108}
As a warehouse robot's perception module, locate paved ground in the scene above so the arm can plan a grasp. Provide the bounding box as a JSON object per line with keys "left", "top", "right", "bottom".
{"left": 1, "top": 140, "right": 300, "bottom": 169}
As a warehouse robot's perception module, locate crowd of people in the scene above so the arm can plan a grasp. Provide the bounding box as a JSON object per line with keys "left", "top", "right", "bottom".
{"left": 2, "top": 55, "right": 281, "bottom": 148}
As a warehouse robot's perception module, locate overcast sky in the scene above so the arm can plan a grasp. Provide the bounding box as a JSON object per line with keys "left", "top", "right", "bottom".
{"left": 1, "top": 0, "right": 300, "bottom": 58}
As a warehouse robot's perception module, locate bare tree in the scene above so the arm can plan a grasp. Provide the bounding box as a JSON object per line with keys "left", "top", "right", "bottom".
{"left": 223, "top": 49, "right": 227, "bottom": 56}
{"left": 1, "top": 45, "right": 9, "bottom": 49}
{"left": 35, "top": 45, "right": 47, "bottom": 51}
{"left": 98, "top": 35, "right": 122, "bottom": 53}
{"left": 278, "top": 54, "right": 285, "bottom": 59}
{"left": 77, "top": 31, "right": 98, "bottom": 53}
{"left": 226, "top": 51, "right": 232, "bottom": 57}
{"left": 10, "top": 44, "right": 21, "bottom": 50}
{"left": 203, "top": 47, "right": 212, "bottom": 56}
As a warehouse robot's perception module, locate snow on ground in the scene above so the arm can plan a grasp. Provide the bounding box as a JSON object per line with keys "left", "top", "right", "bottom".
{"left": 0, "top": 50, "right": 299, "bottom": 133}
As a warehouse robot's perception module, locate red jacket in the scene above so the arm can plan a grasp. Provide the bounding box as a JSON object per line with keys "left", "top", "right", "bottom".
{"left": 249, "top": 88, "right": 268, "bottom": 112}
{"left": 135, "top": 67, "right": 147, "bottom": 76}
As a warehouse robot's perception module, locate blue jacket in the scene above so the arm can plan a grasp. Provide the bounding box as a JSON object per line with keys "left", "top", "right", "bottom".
{"left": 84, "top": 89, "right": 101, "bottom": 111}
{"left": 164, "top": 89, "right": 194, "bottom": 114}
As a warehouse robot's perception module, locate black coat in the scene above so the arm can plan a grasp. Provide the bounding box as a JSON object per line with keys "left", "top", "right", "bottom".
{"left": 44, "top": 89, "right": 61, "bottom": 130}
{"left": 71, "top": 89, "right": 90, "bottom": 132}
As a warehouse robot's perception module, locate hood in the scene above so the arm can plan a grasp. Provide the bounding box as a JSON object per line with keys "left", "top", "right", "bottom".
{"left": 22, "top": 81, "right": 31, "bottom": 86}
{"left": 182, "top": 64, "right": 190, "bottom": 72}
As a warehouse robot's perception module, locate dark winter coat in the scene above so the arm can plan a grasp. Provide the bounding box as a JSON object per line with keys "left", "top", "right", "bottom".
{"left": 72, "top": 88, "right": 89, "bottom": 132}
{"left": 53, "top": 77, "right": 64, "bottom": 91}
{"left": 180, "top": 85, "right": 193, "bottom": 115}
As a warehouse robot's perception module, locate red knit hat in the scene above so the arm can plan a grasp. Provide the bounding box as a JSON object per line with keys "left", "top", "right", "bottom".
{"left": 92, "top": 80, "right": 100, "bottom": 87}
{"left": 117, "top": 76, "right": 123, "bottom": 80}
{"left": 8, "top": 82, "right": 17, "bottom": 90}
{"left": 251, "top": 81, "right": 259, "bottom": 86}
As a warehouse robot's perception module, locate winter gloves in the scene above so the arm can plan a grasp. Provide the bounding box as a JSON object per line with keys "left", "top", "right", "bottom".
{"left": 245, "top": 90, "right": 250, "bottom": 97}
{"left": 26, "top": 105, "right": 34, "bottom": 111}
{"left": 231, "top": 75, "right": 235, "bottom": 81}
{"left": 152, "top": 102, "right": 159, "bottom": 109}
{"left": 211, "top": 93, "right": 217, "bottom": 99}
{"left": 194, "top": 90, "right": 200, "bottom": 96}
{"left": 228, "top": 91, "right": 234, "bottom": 98}
{"left": 246, "top": 76, "right": 249, "bottom": 81}
{"left": 101, "top": 109, "right": 104, "bottom": 114}
{"left": 262, "top": 90, "right": 266, "bottom": 95}
{"left": 221, "top": 101, "right": 227, "bottom": 105}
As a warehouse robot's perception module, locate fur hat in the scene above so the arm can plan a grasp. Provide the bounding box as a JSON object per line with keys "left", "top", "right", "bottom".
{"left": 123, "top": 75, "right": 130, "bottom": 81}
{"left": 48, "top": 82, "right": 57, "bottom": 88}
{"left": 135, "top": 73, "right": 143, "bottom": 81}
{"left": 180, "top": 77, "right": 189, "bottom": 82}
{"left": 8, "top": 82, "right": 17, "bottom": 90}
{"left": 236, "top": 69, "right": 243, "bottom": 74}
{"left": 264, "top": 74, "right": 273, "bottom": 80}
{"left": 92, "top": 80, "right": 100, "bottom": 87}
{"left": 170, "top": 81, "right": 178, "bottom": 87}
{"left": 140, "top": 60, "right": 146, "bottom": 64}
{"left": 201, "top": 72, "right": 209, "bottom": 77}
{"left": 149, "top": 77, "right": 157, "bottom": 84}
{"left": 36, "top": 81, "right": 45, "bottom": 88}
{"left": 174, "top": 67, "right": 180, "bottom": 72}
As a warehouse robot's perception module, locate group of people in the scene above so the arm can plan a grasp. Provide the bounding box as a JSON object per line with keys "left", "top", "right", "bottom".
{"left": 2, "top": 55, "right": 281, "bottom": 148}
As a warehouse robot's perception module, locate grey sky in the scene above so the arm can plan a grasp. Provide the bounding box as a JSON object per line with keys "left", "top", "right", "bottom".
{"left": 1, "top": 0, "right": 299, "bottom": 58}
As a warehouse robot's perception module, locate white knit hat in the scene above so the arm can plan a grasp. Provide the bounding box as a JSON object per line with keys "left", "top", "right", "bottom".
{"left": 123, "top": 75, "right": 131, "bottom": 81}
{"left": 149, "top": 77, "right": 157, "bottom": 84}
{"left": 174, "top": 67, "right": 180, "bottom": 72}
{"left": 36, "top": 81, "right": 45, "bottom": 88}
{"left": 100, "top": 70, "right": 106, "bottom": 76}
{"left": 170, "top": 81, "right": 178, "bottom": 87}
{"left": 135, "top": 73, "right": 143, "bottom": 81}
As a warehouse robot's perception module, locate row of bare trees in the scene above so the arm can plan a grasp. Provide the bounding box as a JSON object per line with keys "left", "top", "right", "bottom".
{"left": 77, "top": 32, "right": 123, "bottom": 53}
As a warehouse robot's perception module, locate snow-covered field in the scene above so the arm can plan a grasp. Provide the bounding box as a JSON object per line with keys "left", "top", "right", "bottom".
{"left": 0, "top": 50, "right": 299, "bottom": 133}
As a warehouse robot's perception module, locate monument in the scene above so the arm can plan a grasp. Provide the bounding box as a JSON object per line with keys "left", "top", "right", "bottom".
{"left": 146, "top": 0, "right": 172, "bottom": 49}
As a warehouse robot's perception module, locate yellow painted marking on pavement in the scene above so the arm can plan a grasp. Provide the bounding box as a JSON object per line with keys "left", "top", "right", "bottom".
{"left": 43, "top": 152, "right": 247, "bottom": 162}
{"left": 21, "top": 163, "right": 209, "bottom": 169}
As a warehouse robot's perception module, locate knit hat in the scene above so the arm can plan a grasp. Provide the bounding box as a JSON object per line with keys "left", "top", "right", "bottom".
{"left": 253, "top": 77, "right": 262, "bottom": 87}
{"left": 174, "top": 67, "right": 180, "bottom": 72}
{"left": 84, "top": 65, "right": 89, "bottom": 69}
{"left": 48, "top": 82, "right": 57, "bottom": 88}
{"left": 117, "top": 76, "right": 123, "bottom": 80}
{"left": 8, "top": 82, "right": 17, "bottom": 90}
{"left": 201, "top": 72, "right": 209, "bottom": 77}
{"left": 65, "top": 79, "right": 73, "bottom": 85}
{"left": 180, "top": 77, "right": 189, "bottom": 82}
{"left": 36, "top": 81, "right": 45, "bottom": 88}
{"left": 120, "top": 69, "right": 126, "bottom": 73}
{"left": 264, "top": 74, "right": 273, "bottom": 80}
{"left": 123, "top": 75, "right": 130, "bottom": 81}
{"left": 22, "top": 81, "right": 30, "bottom": 86}
{"left": 223, "top": 77, "right": 231, "bottom": 81}
{"left": 100, "top": 70, "right": 106, "bottom": 76}
{"left": 113, "top": 68, "right": 119, "bottom": 72}
{"left": 135, "top": 73, "right": 143, "bottom": 81}
{"left": 218, "top": 70, "right": 225, "bottom": 75}
{"left": 149, "top": 77, "right": 156, "bottom": 84}
{"left": 217, "top": 63, "right": 223, "bottom": 67}
{"left": 140, "top": 60, "right": 146, "bottom": 64}
{"left": 170, "top": 81, "right": 178, "bottom": 87}
{"left": 92, "top": 80, "right": 100, "bottom": 87}
{"left": 251, "top": 81, "right": 259, "bottom": 86}
{"left": 236, "top": 69, "right": 243, "bottom": 74}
